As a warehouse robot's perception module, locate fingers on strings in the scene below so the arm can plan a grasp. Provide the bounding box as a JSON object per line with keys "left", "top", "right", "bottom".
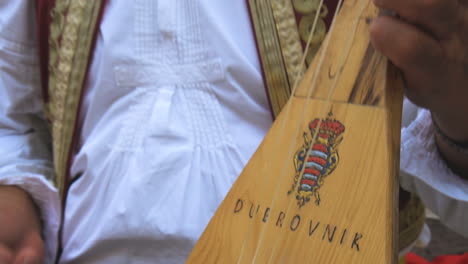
{"left": 372, "top": 0, "right": 464, "bottom": 40}
{"left": 370, "top": 15, "right": 446, "bottom": 107}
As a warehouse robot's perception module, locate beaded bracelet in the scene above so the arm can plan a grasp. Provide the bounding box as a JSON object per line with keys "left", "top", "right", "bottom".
{"left": 431, "top": 114, "right": 468, "bottom": 155}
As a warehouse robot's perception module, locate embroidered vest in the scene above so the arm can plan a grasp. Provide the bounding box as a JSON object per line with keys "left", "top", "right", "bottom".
{"left": 36, "top": 0, "right": 107, "bottom": 197}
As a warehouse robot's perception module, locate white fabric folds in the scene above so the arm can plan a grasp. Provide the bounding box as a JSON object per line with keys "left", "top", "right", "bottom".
{"left": 0, "top": 1, "right": 466, "bottom": 263}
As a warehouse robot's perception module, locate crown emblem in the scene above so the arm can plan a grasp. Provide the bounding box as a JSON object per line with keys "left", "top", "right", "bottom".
{"left": 288, "top": 112, "right": 345, "bottom": 207}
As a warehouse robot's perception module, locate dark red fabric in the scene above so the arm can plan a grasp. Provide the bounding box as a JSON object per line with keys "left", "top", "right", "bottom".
{"left": 34, "top": 1, "right": 110, "bottom": 262}
{"left": 61, "top": 0, "right": 110, "bottom": 215}
{"left": 34, "top": 0, "right": 55, "bottom": 103}
{"left": 406, "top": 253, "right": 468, "bottom": 264}
{"left": 323, "top": 0, "right": 340, "bottom": 27}
{"left": 56, "top": 2, "right": 110, "bottom": 262}
{"left": 245, "top": 2, "right": 275, "bottom": 120}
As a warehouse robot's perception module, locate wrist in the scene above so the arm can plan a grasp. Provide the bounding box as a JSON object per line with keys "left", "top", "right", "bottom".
{"left": 430, "top": 113, "right": 468, "bottom": 179}
{"left": 431, "top": 111, "right": 468, "bottom": 144}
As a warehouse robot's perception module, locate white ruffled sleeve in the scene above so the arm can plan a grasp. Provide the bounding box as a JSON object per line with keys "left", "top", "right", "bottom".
{"left": 0, "top": 1, "right": 60, "bottom": 262}
{"left": 400, "top": 99, "right": 468, "bottom": 237}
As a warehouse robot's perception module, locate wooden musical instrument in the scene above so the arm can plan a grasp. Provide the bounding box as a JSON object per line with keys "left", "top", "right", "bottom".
{"left": 187, "top": 0, "right": 404, "bottom": 262}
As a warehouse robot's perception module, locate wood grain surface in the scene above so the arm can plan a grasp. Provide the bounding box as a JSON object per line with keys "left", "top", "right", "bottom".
{"left": 187, "top": 0, "right": 404, "bottom": 262}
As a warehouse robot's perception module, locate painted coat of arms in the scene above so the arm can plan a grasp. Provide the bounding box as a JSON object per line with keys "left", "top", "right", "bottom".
{"left": 288, "top": 112, "right": 345, "bottom": 207}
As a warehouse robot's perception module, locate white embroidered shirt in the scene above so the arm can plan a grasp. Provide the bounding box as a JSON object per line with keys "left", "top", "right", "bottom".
{"left": 0, "top": 1, "right": 467, "bottom": 263}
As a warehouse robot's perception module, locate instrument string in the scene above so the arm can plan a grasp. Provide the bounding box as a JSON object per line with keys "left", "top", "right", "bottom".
{"left": 236, "top": 2, "right": 327, "bottom": 263}
{"left": 237, "top": 0, "right": 371, "bottom": 261}
{"left": 253, "top": 0, "right": 348, "bottom": 261}
{"left": 252, "top": 0, "right": 371, "bottom": 262}
{"left": 265, "top": 0, "right": 371, "bottom": 262}
{"left": 261, "top": 0, "right": 356, "bottom": 262}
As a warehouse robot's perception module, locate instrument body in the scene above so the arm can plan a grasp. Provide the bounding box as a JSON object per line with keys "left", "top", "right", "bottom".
{"left": 187, "top": 0, "right": 404, "bottom": 262}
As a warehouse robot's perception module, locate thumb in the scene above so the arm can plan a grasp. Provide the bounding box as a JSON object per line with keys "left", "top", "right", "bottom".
{"left": 0, "top": 244, "right": 13, "bottom": 263}
{"left": 14, "top": 249, "right": 44, "bottom": 264}
{"left": 13, "top": 233, "right": 44, "bottom": 264}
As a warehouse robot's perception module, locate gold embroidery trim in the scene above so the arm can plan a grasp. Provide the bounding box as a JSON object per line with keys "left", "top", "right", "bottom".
{"left": 47, "top": 0, "right": 104, "bottom": 195}
{"left": 249, "top": 0, "right": 293, "bottom": 118}
{"left": 271, "top": 0, "right": 306, "bottom": 94}
{"left": 249, "top": 0, "right": 327, "bottom": 118}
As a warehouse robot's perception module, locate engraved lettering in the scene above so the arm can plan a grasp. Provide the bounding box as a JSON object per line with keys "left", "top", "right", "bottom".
{"left": 249, "top": 203, "right": 255, "bottom": 218}
{"left": 236, "top": 200, "right": 366, "bottom": 253}
{"left": 234, "top": 199, "right": 243, "bottom": 213}
{"left": 352, "top": 233, "right": 363, "bottom": 252}
{"left": 276, "top": 211, "right": 286, "bottom": 227}
{"left": 322, "top": 225, "right": 337, "bottom": 243}
{"left": 263, "top": 207, "right": 270, "bottom": 223}
{"left": 340, "top": 229, "right": 348, "bottom": 245}
{"left": 308, "top": 221, "right": 320, "bottom": 236}
{"left": 290, "top": 215, "right": 301, "bottom": 231}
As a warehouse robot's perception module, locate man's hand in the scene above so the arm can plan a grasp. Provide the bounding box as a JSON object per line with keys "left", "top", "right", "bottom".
{"left": 369, "top": 0, "right": 468, "bottom": 177}
{"left": 0, "top": 186, "right": 44, "bottom": 264}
